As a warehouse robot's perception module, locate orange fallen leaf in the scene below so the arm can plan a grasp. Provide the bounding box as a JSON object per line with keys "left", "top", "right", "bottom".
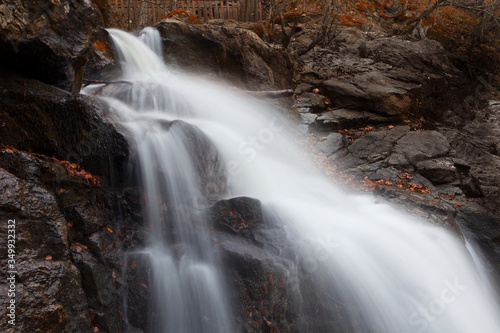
{"left": 60, "top": 188, "right": 66, "bottom": 193}
{"left": 45, "top": 255, "right": 52, "bottom": 261}
{"left": 106, "top": 226, "right": 113, "bottom": 233}
{"left": 71, "top": 243, "right": 88, "bottom": 253}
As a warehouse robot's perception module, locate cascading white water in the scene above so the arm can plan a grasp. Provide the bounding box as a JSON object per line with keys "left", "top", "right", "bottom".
{"left": 85, "top": 28, "right": 500, "bottom": 332}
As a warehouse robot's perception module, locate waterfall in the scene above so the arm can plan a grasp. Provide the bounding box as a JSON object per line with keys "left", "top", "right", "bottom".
{"left": 85, "top": 28, "right": 500, "bottom": 332}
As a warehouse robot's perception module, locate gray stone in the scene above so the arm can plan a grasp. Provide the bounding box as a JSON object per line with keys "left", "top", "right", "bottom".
{"left": 295, "top": 92, "right": 329, "bottom": 112}
{"left": 316, "top": 133, "right": 344, "bottom": 155}
{"left": 312, "top": 108, "right": 389, "bottom": 131}
{"left": 392, "top": 131, "right": 450, "bottom": 165}
{"left": 416, "top": 158, "right": 458, "bottom": 184}
{"left": 0, "top": 0, "right": 106, "bottom": 93}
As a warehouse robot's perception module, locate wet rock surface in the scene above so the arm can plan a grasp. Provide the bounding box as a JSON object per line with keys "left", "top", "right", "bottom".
{"left": 0, "top": 68, "right": 129, "bottom": 184}
{"left": 0, "top": 148, "right": 139, "bottom": 333}
{"left": 291, "top": 28, "right": 467, "bottom": 122}
{"left": 290, "top": 26, "right": 499, "bottom": 288}
{"left": 302, "top": 99, "right": 500, "bottom": 288}
{"left": 154, "top": 19, "right": 296, "bottom": 90}
{"left": 0, "top": 0, "right": 106, "bottom": 93}
{"left": 208, "top": 197, "right": 355, "bottom": 332}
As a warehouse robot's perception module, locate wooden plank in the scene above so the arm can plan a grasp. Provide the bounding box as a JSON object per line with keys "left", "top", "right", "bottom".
{"left": 259, "top": 1, "right": 262, "bottom": 22}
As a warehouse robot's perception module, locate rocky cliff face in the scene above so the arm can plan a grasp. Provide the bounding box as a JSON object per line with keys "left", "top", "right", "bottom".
{"left": 0, "top": 0, "right": 109, "bottom": 93}
{"left": 291, "top": 26, "right": 500, "bottom": 288}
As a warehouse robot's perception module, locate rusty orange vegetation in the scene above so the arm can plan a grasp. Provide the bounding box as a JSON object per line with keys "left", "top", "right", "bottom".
{"left": 164, "top": 9, "right": 201, "bottom": 24}
{"left": 0, "top": 145, "right": 102, "bottom": 186}
{"left": 364, "top": 176, "right": 432, "bottom": 193}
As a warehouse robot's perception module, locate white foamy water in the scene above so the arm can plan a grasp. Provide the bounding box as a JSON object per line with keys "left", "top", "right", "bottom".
{"left": 84, "top": 28, "right": 500, "bottom": 332}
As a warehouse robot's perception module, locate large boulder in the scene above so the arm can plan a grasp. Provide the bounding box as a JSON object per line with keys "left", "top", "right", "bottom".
{"left": 0, "top": 69, "right": 129, "bottom": 184}
{"left": 208, "top": 197, "right": 355, "bottom": 332}
{"left": 293, "top": 28, "right": 467, "bottom": 120}
{"left": 0, "top": 0, "right": 106, "bottom": 93}
{"left": 155, "top": 20, "right": 296, "bottom": 90}
{"left": 0, "top": 164, "right": 93, "bottom": 333}
{"left": 0, "top": 146, "right": 143, "bottom": 332}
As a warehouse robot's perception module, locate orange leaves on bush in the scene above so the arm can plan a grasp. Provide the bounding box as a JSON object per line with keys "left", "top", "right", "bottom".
{"left": 164, "top": 9, "right": 200, "bottom": 24}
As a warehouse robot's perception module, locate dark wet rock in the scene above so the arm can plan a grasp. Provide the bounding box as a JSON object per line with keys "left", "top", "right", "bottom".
{"left": 0, "top": 147, "right": 138, "bottom": 333}
{"left": 83, "top": 28, "right": 119, "bottom": 81}
{"left": 0, "top": 0, "right": 106, "bottom": 93}
{"left": 172, "top": 121, "right": 228, "bottom": 199}
{"left": 0, "top": 167, "right": 93, "bottom": 332}
{"left": 294, "top": 82, "right": 314, "bottom": 95}
{"left": 156, "top": 20, "right": 295, "bottom": 90}
{"left": 388, "top": 130, "right": 450, "bottom": 167}
{"left": 316, "top": 133, "right": 345, "bottom": 156}
{"left": 90, "top": 0, "right": 116, "bottom": 27}
{"left": 210, "top": 197, "right": 264, "bottom": 240}
{"left": 373, "top": 185, "right": 462, "bottom": 235}
{"left": 338, "top": 126, "right": 410, "bottom": 168}
{"left": 295, "top": 92, "right": 329, "bottom": 112}
{"left": 444, "top": 101, "right": 500, "bottom": 199}
{"left": 293, "top": 28, "right": 467, "bottom": 120}
{"left": 207, "top": 197, "right": 355, "bottom": 332}
{"left": 71, "top": 249, "right": 121, "bottom": 332}
{"left": 123, "top": 252, "right": 152, "bottom": 333}
{"left": 311, "top": 108, "right": 390, "bottom": 131}
{"left": 0, "top": 69, "right": 129, "bottom": 185}
{"left": 415, "top": 157, "right": 470, "bottom": 185}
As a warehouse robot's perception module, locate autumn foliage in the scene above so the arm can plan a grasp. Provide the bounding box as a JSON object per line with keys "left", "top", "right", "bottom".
{"left": 278, "top": 0, "right": 499, "bottom": 72}
{"left": 0, "top": 145, "right": 102, "bottom": 186}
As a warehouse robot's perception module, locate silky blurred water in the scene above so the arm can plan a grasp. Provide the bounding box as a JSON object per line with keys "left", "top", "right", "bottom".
{"left": 84, "top": 27, "right": 500, "bottom": 333}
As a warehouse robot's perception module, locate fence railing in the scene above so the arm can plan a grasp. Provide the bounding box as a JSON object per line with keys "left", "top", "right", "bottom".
{"left": 110, "top": 0, "right": 262, "bottom": 29}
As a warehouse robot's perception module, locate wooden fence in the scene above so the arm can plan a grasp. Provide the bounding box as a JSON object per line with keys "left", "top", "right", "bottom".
{"left": 110, "top": 0, "right": 262, "bottom": 29}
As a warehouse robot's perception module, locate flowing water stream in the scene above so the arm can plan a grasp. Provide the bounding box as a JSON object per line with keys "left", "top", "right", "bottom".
{"left": 85, "top": 27, "right": 500, "bottom": 332}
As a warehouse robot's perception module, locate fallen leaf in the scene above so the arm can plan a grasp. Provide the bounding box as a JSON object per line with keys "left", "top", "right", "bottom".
{"left": 312, "top": 88, "right": 319, "bottom": 94}
{"left": 60, "top": 188, "right": 66, "bottom": 193}
{"left": 106, "top": 226, "right": 113, "bottom": 233}
{"left": 71, "top": 243, "right": 88, "bottom": 253}
{"left": 45, "top": 255, "right": 52, "bottom": 261}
